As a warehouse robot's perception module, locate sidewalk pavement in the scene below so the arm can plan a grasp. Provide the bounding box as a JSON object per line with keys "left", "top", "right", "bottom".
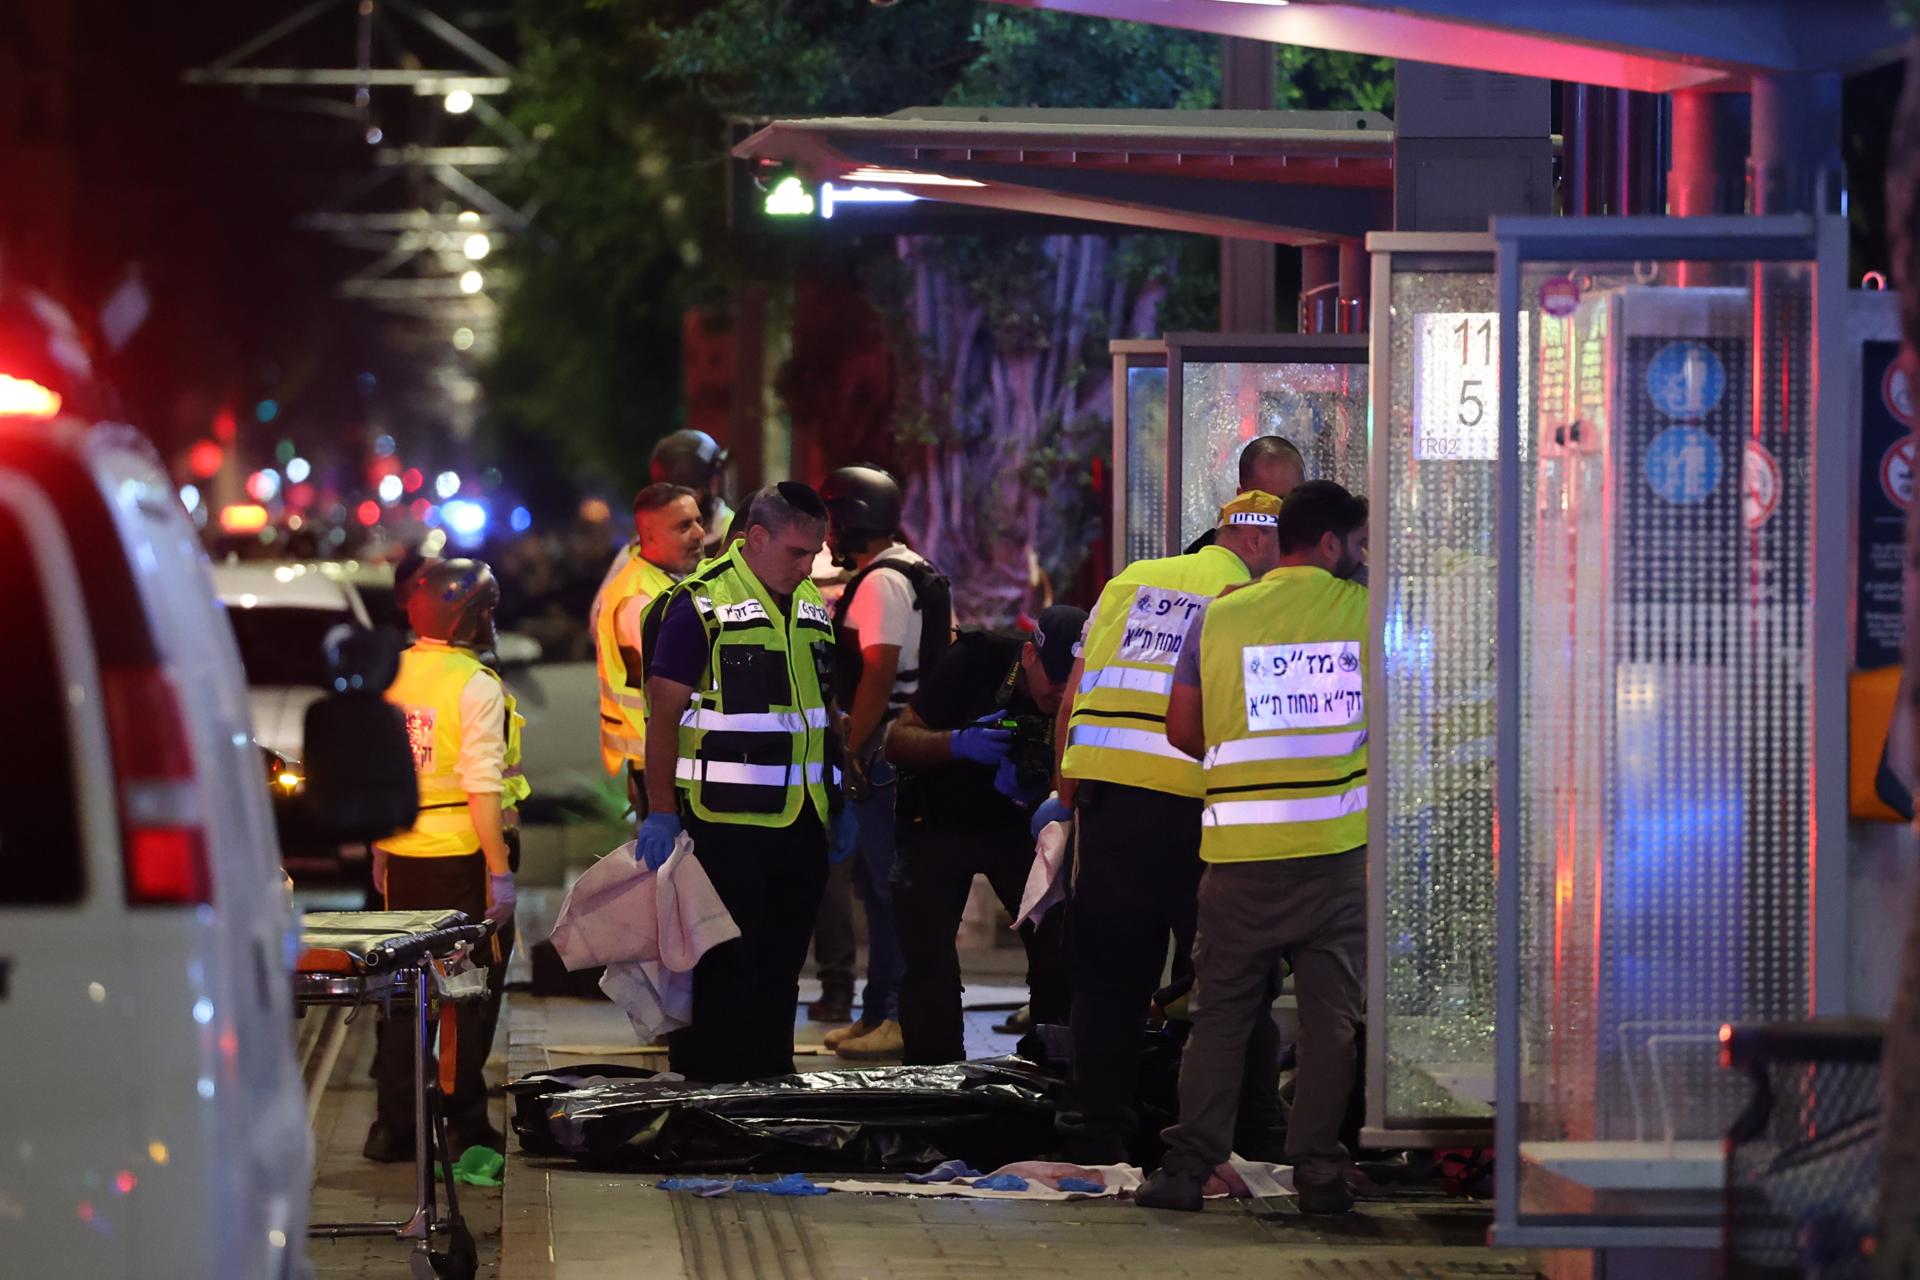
{"left": 500, "top": 996, "right": 1539, "bottom": 1280}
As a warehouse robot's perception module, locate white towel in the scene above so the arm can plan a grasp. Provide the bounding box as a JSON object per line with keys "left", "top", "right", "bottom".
{"left": 1015, "top": 821, "right": 1070, "bottom": 929}
{"left": 547, "top": 834, "right": 739, "bottom": 1042}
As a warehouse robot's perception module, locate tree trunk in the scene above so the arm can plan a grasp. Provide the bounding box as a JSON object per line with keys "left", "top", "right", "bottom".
{"left": 889, "top": 233, "right": 1173, "bottom": 624}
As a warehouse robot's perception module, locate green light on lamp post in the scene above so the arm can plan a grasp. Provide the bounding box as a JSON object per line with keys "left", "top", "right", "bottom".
{"left": 764, "top": 176, "right": 816, "bottom": 217}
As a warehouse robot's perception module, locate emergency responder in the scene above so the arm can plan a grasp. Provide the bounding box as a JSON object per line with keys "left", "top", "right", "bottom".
{"left": 365, "top": 559, "right": 524, "bottom": 1162}
{"left": 815, "top": 464, "right": 951, "bottom": 1060}
{"left": 590, "top": 483, "right": 707, "bottom": 816}
{"left": 1053, "top": 489, "right": 1288, "bottom": 1164}
{"left": 1184, "top": 436, "right": 1305, "bottom": 553}
{"left": 1137, "top": 481, "right": 1369, "bottom": 1215}
{"left": 884, "top": 605, "right": 1083, "bottom": 1064}
{"left": 651, "top": 428, "right": 734, "bottom": 558}
{"left": 636, "top": 482, "right": 839, "bottom": 1082}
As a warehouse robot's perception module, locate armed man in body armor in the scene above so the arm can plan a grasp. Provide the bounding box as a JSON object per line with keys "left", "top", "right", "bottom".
{"left": 366, "top": 559, "right": 527, "bottom": 1162}
{"left": 813, "top": 465, "right": 952, "bottom": 1061}
{"left": 885, "top": 605, "right": 1084, "bottom": 1064}
{"left": 1138, "top": 481, "right": 1370, "bottom": 1216}
{"left": 590, "top": 483, "right": 708, "bottom": 819}
{"left": 1053, "top": 489, "right": 1289, "bottom": 1164}
{"left": 635, "top": 483, "right": 840, "bottom": 1083}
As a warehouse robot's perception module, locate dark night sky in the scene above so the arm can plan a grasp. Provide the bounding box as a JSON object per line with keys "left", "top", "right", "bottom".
{"left": 3, "top": 0, "right": 515, "bottom": 472}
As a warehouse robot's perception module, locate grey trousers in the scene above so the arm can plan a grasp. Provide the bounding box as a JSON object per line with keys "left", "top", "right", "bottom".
{"left": 1159, "top": 847, "right": 1366, "bottom": 1185}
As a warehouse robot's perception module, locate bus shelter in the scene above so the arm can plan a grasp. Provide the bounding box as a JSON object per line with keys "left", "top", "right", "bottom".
{"left": 1489, "top": 214, "right": 1850, "bottom": 1248}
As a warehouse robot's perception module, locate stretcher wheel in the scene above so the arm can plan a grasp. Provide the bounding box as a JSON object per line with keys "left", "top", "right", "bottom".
{"left": 429, "top": 1222, "right": 478, "bottom": 1280}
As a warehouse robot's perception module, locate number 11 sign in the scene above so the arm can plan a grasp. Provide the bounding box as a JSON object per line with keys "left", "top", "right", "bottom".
{"left": 1412, "top": 312, "right": 1500, "bottom": 461}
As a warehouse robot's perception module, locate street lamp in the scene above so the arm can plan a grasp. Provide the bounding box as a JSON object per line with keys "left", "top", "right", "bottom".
{"left": 452, "top": 327, "right": 476, "bottom": 351}
{"left": 459, "top": 270, "right": 483, "bottom": 295}
{"left": 444, "top": 89, "right": 475, "bottom": 114}
{"left": 462, "top": 233, "right": 490, "bottom": 261}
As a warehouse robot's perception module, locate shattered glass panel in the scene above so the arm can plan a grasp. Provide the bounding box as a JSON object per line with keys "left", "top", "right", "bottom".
{"left": 1376, "top": 269, "right": 1501, "bottom": 1128}
{"left": 1124, "top": 363, "right": 1169, "bottom": 566}
{"left": 1512, "top": 261, "right": 1816, "bottom": 1223}
{"left": 1177, "top": 361, "right": 1368, "bottom": 549}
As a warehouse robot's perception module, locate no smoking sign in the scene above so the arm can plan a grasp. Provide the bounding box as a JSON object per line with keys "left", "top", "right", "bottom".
{"left": 1744, "top": 440, "right": 1780, "bottom": 530}
{"left": 1884, "top": 436, "right": 1916, "bottom": 512}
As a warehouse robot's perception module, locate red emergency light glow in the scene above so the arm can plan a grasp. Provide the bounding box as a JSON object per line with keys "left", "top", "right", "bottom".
{"left": 356, "top": 500, "right": 382, "bottom": 527}
{"left": 402, "top": 467, "right": 424, "bottom": 493}
{"left": 0, "top": 373, "right": 62, "bottom": 419}
{"left": 186, "top": 439, "right": 224, "bottom": 478}
{"left": 219, "top": 504, "right": 270, "bottom": 534}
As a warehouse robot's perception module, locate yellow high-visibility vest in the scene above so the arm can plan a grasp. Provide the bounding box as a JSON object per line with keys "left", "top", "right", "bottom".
{"left": 379, "top": 643, "right": 523, "bottom": 858}
{"left": 1197, "top": 565, "right": 1369, "bottom": 862}
{"left": 660, "top": 542, "right": 834, "bottom": 828}
{"left": 1060, "top": 543, "right": 1249, "bottom": 797}
{"left": 593, "top": 550, "right": 676, "bottom": 774}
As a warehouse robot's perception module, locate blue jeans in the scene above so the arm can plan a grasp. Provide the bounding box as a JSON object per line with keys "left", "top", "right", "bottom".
{"left": 849, "top": 756, "right": 902, "bottom": 1024}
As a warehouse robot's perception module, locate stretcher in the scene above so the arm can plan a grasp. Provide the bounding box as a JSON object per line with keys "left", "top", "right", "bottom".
{"left": 294, "top": 910, "right": 493, "bottom": 1280}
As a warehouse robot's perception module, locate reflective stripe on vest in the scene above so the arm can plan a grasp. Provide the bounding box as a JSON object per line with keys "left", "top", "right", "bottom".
{"left": 1202, "top": 786, "right": 1370, "bottom": 828}
{"left": 1204, "top": 729, "right": 1367, "bottom": 768}
{"left": 1078, "top": 666, "right": 1174, "bottom": 698}
{"left": 1061, "top": 544, "right": 1249, "bottom": 797}
{"left": 670, "top": 543, "right": 833, "bottom": 828}
{"left": 675, "top": 760, "right": 826, "bottom": 787}
{"left": 1196, "top": 566, "right": 1370, "bottom": 863}
{"left": 681, "top": 706, "right": 831, "bottom": 734}
{"left": 1067, "top": 723, "right": 1193, "bottom": 761}
{"left": 594, "top": 551, "right": 676, "bottom": 774}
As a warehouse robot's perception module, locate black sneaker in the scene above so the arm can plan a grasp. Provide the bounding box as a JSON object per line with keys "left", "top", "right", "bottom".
{"left": 1135, "top": 1168, "right": 1207, "bottom": 1212}
{"left": 362, "top": 1120, "right": 417, "bottom": 1163}
{"left": 1294, "top": 1175, "right": 1355, "bottom": 1216}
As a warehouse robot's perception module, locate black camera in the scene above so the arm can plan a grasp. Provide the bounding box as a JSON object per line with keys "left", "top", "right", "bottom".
{"left": 994, "top": 713, "right": 1055, "bottom": 798}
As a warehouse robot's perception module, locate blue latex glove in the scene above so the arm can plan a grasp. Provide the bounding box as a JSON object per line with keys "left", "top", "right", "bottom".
{"left": 1029, "top": 793, "right": 1071, "bottom": 840}
{"left": 950, "top": 714, "right": 1013, "bottom": 767}
{"left": 636, "top": 812, "right": 682, "bottom": 871}
{"left": 828, "top": 804, "right": 858, "bottom": 866}
{"left": 993, "top": 757, "right": 1026, "bottom": 802}
{"left": 484, "top": 873, "right": 515, "bottom": 927}
{"left": 973, "top": 1173, "right": 1030, "bottom": 1192}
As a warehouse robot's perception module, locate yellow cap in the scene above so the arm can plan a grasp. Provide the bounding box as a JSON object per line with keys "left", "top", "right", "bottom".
{"left": 1219, "top": 489, "right": 1281, "bottom": 527}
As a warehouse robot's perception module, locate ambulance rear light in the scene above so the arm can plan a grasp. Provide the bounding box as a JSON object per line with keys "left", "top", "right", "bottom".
{"left": 0, "top": 373, "right": 62, "bottom": 420}
{"left": 102, "top": 664, "right": 212, "bottom": 906}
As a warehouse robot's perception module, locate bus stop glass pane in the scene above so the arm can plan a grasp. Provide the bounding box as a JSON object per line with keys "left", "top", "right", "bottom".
{"left": 1377, "top": 270, "right": 1500, "bottom": 1128}
{"left": 1177, "top": 361, "right": 1367, "bottom": 549}
{"left": 1512, "top": 259, "right": 1815, "bottom": 1224}
{"left": 1125, "top": 363, "right": 1169, "bottom": 566}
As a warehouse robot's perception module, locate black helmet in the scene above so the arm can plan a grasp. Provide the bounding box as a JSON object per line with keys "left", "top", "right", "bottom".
{"left": 819, "top": 465, "right": 902, "bottom": 537}
{"left": 407, "top": 558, "right": 500, "bottom": 652}
{"left": 650, "top": 429, "right": 728, "bottom": 488}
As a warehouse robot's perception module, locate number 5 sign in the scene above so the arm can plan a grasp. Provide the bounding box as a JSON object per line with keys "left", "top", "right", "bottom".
{"left": 1412, "top": 312, "right": 1500, "bottom": 461}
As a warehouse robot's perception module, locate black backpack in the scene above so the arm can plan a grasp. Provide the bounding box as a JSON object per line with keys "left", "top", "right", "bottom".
{"left": 830, "top": 555, "right": 953, "bottom": 707}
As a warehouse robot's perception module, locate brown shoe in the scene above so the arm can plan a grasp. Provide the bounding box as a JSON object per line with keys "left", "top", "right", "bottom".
{"left": 823, "top": 1017, "right": 874, "bottom": 1050}
{"left": 835, "top": 1018, "right": 903, "bottom": 1061}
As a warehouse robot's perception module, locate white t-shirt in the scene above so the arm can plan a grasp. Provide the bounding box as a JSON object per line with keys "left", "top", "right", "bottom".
{"left": 841, "top": 544, "right": 930, "bottom": 715}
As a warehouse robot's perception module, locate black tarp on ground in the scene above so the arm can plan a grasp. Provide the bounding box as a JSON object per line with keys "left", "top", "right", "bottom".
{"left": 508, "top": 1058, "right": 1062, "bottom": 1173}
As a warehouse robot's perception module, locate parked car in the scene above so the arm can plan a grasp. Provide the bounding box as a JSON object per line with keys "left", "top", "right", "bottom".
{"left": 0, "top": 415, "right": 312, "bottom": 1279}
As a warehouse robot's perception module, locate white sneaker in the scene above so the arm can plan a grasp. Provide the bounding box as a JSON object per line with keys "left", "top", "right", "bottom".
{"left": 835, "top": 1018, "right": 904, "bottom": 1061}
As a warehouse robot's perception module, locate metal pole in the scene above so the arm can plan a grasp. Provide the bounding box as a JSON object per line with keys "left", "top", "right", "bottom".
{"left": 1337, "top": 241, "right": 1367, "bottom": 333}
{"left": 1300, "top": 244, "right": 1339, "bottom": 334}
{"left": 1750, "top": 72, "right": 1844, "bottom": 216}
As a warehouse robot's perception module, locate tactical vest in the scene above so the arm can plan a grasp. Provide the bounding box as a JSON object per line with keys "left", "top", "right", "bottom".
{"left": 831, "top": 550, "right": 952, "bottom": 728}
{"left": 659, "top": 543, "right": 834, "bottom": 828}
{"left": 1061, "top": 543, "right": 1250, "bottom": 797}
{"left": 593, "top": 549, "right": 676, "bottom": 773}
{"left": 379, "top": 642, "right": 526, "bottom": 858}
{"left": 1197, "top": 566, "right": 1369, "bottom": 863}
